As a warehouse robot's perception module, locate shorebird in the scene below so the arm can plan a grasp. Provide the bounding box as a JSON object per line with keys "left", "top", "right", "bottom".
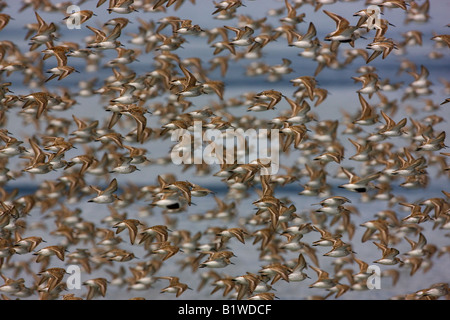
{"left": 102, "top": 248, "right": 136, "bottom": 262}
{"left": 353, "top": 93, "right": 379, "bottom": 125}
{"left": 288, "top": 22, "right": 317, "bottom": 49}
{"left": 202, "top": 80, "right": 225, "bottom": 100}
{"left": 45, "top": 65, "right": 79, "bottom": 82}
{"left": 373, "top": 242, "right": 402, "bottom": 265}
{"left": 416, "top": 131, "right": 446, "bottom": 151}
{"left": 174, "top": 19, "right": 204, "bottom": 36}
{"left": 323, "top": 239, "right": 355, "bottom": 258}
{"left": 210, "top": 276, "right": 236, "bottom": 297}
{"left": 338, "top": 167, "right": 381, "bottom": 193}
{"left": 151, "top": 241, "right": 181, "bottom": 261}
{"left": 158, "top": 276, "right": 192, "bottom": 298}
{"left": 88, "top": 178, "right": 120, "bottom": 204}
{"left": 107, "top": 0, "right": 139, "bottom": 14}
{"left": 67, "top": 154, "right": 96, "bottom": 175}
{"left": 280, "top": 123, "right": 309, "bottom": 151}
{"left": 212, "top": 0, "right": 245, "bottom": 15}
{"left": 323, "top": 10, "right": 363, "bottom": 48}
{"left": 86, "top": 24, "right": 123, "bottom": 50}
{"left": 109, "top": 157, "right": 139, "bottom": 174}
{"left": 95, "top": 132, "right": 125, "bottom": 148}
{"left": 309, "top": 265, "right": 337, "bottom": 289}
{"left": 311, "top": 225, "right": 342, "bottom": 247}
{"left": 377, "top": 110, "right": 407, "bottom": 137}
{"left": 366, "top": 37, "right": 398, "bottom": 63}
{"left": 0, "top": 275, "right": 26, "bottom": 296}
{"left": 83, "top": 278, "right": 108, "bottom": 300}
{"left": 378, "top": 0, "right": 409, "bottom": 10}
{"left": 232, "top": 272, "right": 261, "bottom": 299}
{"left": 404, "top": 233, "right": 428, "bottom": 257}
{"left": 62, "top": 293, "right": 84, "bottom": 300}
{"left": 280, "top": 0, "right": 306, "bottom": 25}
{"left": 401, "top": 256, "right": 424, "bottom": 276}
{"left": 20, "top": 92, "right": 52, "bottom": 119}
{"left": 33, "top": 245, "right": 67, "bottom": 263}
{"left": 360, "top": 219, "right": 390, "bottom": 244}
{"left": 352, "top": 257, "right": 374, "bottom": 283}
{"left": 110, "top": 84, "right": 140, "bottom": 105}
{"left": 248, "top": 292, "right": 278, "bottom": 300}
{"left": 139, "top": 225, "right": 171, "bottom": 245}
{"left": 42, "top": 45, "right": 72, "bottom": 67}
{"left": 0, "top": 13, "right": 11, "bottom": 31}
{"left": 174, "top": 63, "right": 205, "bottom": 100}
{"left": 199, "top": 250, "right": 236, "bottom": 268}
{"left": 163, "top": 180, "right": 194, "bottom": 205}
{"left": 151, "top": 190, "right": 186, "bottom": 211}
{"left": 285, "top": 254, "right": 309, "bottom": 282}
{"left": 107, "top": 47, "right": 141, "bottom": 66}
{"left": 313, "top": 196, "right": 352, "bottom": 208}
{"left": 415, "top": 283, "right": 449, "bottom": 299}
{"left": 405, "top": 0, "right": 430, "bottom": 24}
{"left": 258, "top": 263, "right": 291, "bottom": 285}
{"left": 29, "top": 12, "right": 57, "bottom": 51}
{"left": 343, "top": 47, "right": 369, "bottom": 65}
{"left": 112, "top": 219, "right": 143, "bottom": 245}
{"left": 210, "top": 27, "right": 236, "bottom": 55}
{"left": 289, "top": 76, "right": 317, "bottom": 101}
{"left": 63, "top": 10, "right": 96, "bottom": 26}
{"left": 13, "top": 234, "right": 44, "bottom": 254}
{"left": 408, "top": 64, "right": 432, "bottom": 90}
{"left": 224, "top": 25, "right": 255, "bottom": 47}
{"left": 37, "top": 268, "right": 67, "bottom": 293}
{"left": 96, "top": 228, "right": 123, "bottom": 247}
{"left": 0, "top": 135, "right": 26, "bottom": 158}
{"left": 217, "top": 227, "right": 248, "bottom": 245}
{"left": 352, "top": 73, "right": 380, "bottom": 98}
{"left": 431, "top": 34, "right": 450, "bottom": 48}
{"left": 248, "top": 32, "right": 276, "bottom": 53}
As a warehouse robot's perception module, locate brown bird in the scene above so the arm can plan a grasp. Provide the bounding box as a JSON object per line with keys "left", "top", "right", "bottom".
{"left": 366, "top": 37, "right": 398, "bottom": 63}
{"left": 217, "top": 227, "right": 248, "bottom": 245}
{"left": 37, "top": 267, "right": 67, "bottom": 293}
{"left": 45, "top": 65, "right": 79, "bottom": 82}
{"left": 151, "top": 241, "right": 181, "bottom": 261}
{"left": 323, "top": 10, "right": 363, "bottom": 48}
{"left": 29, "top": 12, "right": 57, "bottom": 51}
{"left": 0, "top": 14, "right": 11, "bottom": 31}
{"left": 83, "top": 278, "right": 108, "bottom": 300}
{"left": 119, "top": 104, "right": 149, "bottom": 144}
{"left": 373, "top": 242, "right": 402, "bottom": 265}
{"left": 163, "top": 180, "right": 194, "bottom": 205}
{"left": 431, "top": 34, "right": 450, "bottom": 48}
{"left": 353, "top": 93, "right": 379, "bottom": 125}
{"left": 112, "top": 219, "right": 143, "bottom": 245}
{"left": 63, "top": 10, "right": 96, "bottom": 26}
{"left": 33, "top": 245, "right": 67, "bottom": 263}
{"left": 88, "top": 178, "right": 120, "bottom": 204}
{"left": 158, "top": 276, "right": 192, "bottom": 298}
{"left": 20, "top": 92, "right": 52, "bottom": 119}
{"left": 14, "top": 234, "right": 44, "bottom": 254}
{"left": 139, "top": 225, "right": 171, "bottom": 245}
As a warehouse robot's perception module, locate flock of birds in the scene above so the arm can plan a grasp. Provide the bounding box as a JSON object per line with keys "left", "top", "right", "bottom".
{"left": 0, "top": 0, "right": 449, "bottom": 300}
